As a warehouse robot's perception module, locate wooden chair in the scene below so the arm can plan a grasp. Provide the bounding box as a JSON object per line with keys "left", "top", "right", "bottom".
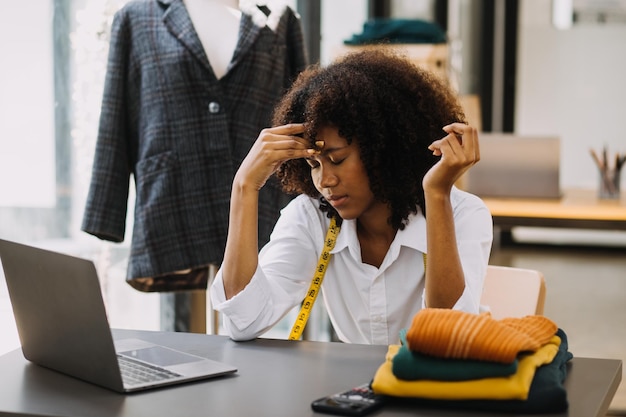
{"left": 480, "top": 265, "right": 546, "bottom": 319}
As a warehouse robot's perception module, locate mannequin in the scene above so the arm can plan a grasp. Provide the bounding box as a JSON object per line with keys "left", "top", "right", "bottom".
{"left": 82, "top": 0, "right": 308, "bottom": 333}
{"left": 171, "top": 0, "right": 241, "bottom": 332}
{"left": 183, "top": 0, "right": 241, "bottom": 79}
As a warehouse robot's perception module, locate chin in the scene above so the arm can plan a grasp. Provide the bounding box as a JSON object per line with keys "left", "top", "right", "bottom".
{"left": 334, "top": 209, "right": 358, "bottom": 221}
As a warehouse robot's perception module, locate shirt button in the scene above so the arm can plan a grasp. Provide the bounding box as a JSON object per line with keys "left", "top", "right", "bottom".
{"left": 208, "top": 101, "right": 221, "bottom": 114}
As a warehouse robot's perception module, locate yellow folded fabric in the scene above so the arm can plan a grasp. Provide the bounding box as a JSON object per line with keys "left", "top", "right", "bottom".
{"left": 371, "top": 335, "right": 560, "bottom": 401}
{"left": 406, "top": 309, "right": 557, "bottom": 363}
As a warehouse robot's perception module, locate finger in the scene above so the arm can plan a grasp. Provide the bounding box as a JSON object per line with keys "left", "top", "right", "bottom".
{"left": 258, "top": 128, "right": 312, "bottom": 151}
{"left": 459, "top": 126, "right": 479, "bottom": 162}
{"left": 432, "top": 134, "right": 472, "bottom": 166}
{"left": 442, "top": 124, "right": 464, "bottom": 144}
{"left": 429, "top": 138, "right": 457, "bottom": 159}
{"left": 443, "top": 122, "right": 470, "bottom": 135}
{"left": 257, "top": 133, "right": 319, "bottom": 162}
{"left": 471, "top": 129, "right": 480, "bottom": 161}
{"left": 438, "top": 136, "right": 460, "bottom": 159}
{"left": 442, "top": 123, "right": 479, "bottom": 162}
{"left": 428, "top": 140, "right": 443, "bottom": 156}
{"left": 429, "top": 136, "right": 459, "bottom": 157}
{"left": 267, "top": 123, "right": 306, "bottom": 137}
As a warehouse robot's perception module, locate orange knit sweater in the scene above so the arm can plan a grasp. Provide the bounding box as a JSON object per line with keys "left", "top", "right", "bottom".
{"left": 405, "top": 308, "right": 558, "bottom": 363}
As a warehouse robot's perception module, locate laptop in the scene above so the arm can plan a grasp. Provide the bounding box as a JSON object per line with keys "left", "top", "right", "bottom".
{"left": 0, "top": 239, "right": 237, "bottom": 393}
{"left": 463, "top": 133, "right": 562, "bottom": 199}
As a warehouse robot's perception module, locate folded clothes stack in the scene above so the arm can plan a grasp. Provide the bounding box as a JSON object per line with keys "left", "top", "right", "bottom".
{"left": 371, "top": 308, "right": 573, "bottom": 413}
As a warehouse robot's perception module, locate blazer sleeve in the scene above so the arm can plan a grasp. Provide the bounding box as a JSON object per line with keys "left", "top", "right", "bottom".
{"left": 81, "top": 9, "right": 134, "bottom": 242}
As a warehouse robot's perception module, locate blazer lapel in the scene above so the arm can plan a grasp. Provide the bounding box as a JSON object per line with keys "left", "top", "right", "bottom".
{"left": 230, "top": 1, "right": 290, "bottom": 71}
{"left": 159, "top": 0, "right": 213, "bottom": 73}
{"left": 229, "top": 3, "right": 264, "bottom": 70}
{"left": 230, "top": 3, "right": 287, "bottom": 70}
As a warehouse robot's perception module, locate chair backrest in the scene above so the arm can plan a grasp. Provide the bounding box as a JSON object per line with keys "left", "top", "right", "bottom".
{"left": 480, "top": 265, "right": 546, "bottom": 320}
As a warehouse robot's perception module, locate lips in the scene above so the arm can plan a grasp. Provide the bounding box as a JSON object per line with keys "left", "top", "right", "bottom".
{"left": 327, "top": 194, "right": 348, "bottom": 207}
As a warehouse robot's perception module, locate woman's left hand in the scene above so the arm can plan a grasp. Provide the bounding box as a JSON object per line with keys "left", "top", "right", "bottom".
{"left": 423, "top": 123, "right": 480, "bottom": 194}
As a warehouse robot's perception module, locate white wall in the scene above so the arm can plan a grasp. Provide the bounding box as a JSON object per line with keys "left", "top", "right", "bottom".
{"left": 0, "top": 2, "right": 55, "bottom": 207}
{"left": 319, "top": 0, "right": 368, "bottom": 65}
{"left": 516, "top": 1, "right": 626, "bottom": 189}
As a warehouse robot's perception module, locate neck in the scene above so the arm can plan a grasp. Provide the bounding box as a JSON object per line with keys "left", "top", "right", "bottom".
{"left": 209, "top": 0, "right": 238, "bottom": 7}
{"left": 356, "top": 203, "right": 396, "bottom": 267}
{"left": 357, "top": 219, "right": 394, "bottom": 241}
{"left": 357, "top": 202, "right": 394, "bottom": 236}
{"left": 183, "top": 0, "right": 241, "bottom": 79}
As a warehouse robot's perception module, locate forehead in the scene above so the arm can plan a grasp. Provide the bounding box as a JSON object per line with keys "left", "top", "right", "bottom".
{"left": 317, "top": 126, "right": 351, "bottom": 150}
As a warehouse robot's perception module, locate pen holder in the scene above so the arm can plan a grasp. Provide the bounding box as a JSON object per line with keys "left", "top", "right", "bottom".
{"left": 598, "top": 168, "right": 621, "bottom": 200}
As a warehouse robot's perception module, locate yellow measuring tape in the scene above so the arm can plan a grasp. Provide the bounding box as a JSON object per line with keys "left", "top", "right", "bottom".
{"left": 288, "top": 216, "right": 428, "bottom": 341}
{"left": 289, "top": 216, "right": 340, "bottom": 340}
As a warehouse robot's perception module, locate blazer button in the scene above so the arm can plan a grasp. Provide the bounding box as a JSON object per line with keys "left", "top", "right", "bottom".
{"left": 208, "top": 101, "right": 221, "bottom": 114}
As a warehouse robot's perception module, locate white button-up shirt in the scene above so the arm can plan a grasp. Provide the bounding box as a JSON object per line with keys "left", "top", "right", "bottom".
{"left": 211, "top": 187, "right": 493, "bottom": 345}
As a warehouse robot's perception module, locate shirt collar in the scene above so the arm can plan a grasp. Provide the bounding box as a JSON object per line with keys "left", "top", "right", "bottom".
{"left": 330, "top": 211, "right": 427, "bottom": 256}
{"left": 395, "top": 211, "right": 428, "bottom": 254}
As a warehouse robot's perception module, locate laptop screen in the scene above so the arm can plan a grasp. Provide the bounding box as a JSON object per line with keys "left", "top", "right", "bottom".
{"left": 463, "top": 133, "right": 561, "bottom": 199}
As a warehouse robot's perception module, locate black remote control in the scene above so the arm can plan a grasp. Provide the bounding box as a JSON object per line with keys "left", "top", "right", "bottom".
{"left": 311, "top": 383, "right": 386, "bottom": 416}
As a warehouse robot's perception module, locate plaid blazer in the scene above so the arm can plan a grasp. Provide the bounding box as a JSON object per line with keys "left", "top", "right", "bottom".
{"left": 82, "top": 0, "right": 308, "bottom": 281}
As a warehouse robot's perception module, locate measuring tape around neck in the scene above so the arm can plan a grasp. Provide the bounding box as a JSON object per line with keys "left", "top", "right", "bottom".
{"left": 288, "top": 217, "right": 428, "bottom": 341}
{"left": 288, "top": 216, "right": 341, "bottom": 340}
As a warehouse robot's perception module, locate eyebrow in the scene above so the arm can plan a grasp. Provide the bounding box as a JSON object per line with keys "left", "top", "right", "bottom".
{"left": 304, "top": 144, "right": 351, "bottom": 161}
{"left": 320, "top": 145, "right": 350, "bottom": 156}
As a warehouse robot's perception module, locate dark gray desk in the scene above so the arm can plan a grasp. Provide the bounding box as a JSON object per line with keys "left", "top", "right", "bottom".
{"left": 0, "top": 329, "right": 621, "bottom": 417}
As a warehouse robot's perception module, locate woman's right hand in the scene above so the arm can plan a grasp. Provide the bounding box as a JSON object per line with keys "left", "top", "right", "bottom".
{"left": 222, "top": 123, "right": 316, "bottom": 299}
{"left": 234, "top": 123, "right": 316, "bottom": 191}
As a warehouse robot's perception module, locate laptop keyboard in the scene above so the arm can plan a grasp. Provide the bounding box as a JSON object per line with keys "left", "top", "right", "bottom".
{"left": 118, "top": 355, "right": 182, "bottom": 386}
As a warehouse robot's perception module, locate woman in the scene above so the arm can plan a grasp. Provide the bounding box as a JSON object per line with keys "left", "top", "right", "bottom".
{"left": 210, "top": 48, "right": 493, "bottom": 344}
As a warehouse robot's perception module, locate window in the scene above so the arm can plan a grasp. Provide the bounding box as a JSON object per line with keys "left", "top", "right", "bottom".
{"left": 0, "top": 1, "right": 158, "bottom": 357}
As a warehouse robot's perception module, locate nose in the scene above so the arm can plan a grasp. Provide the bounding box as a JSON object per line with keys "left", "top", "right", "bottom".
{"left": 316, "top": 163, "right": 339, "bottom": 189}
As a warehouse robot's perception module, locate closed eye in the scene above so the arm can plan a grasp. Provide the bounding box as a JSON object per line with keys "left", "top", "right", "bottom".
{"left": 306, "top": 153, "right": 346, "bottom": 168}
